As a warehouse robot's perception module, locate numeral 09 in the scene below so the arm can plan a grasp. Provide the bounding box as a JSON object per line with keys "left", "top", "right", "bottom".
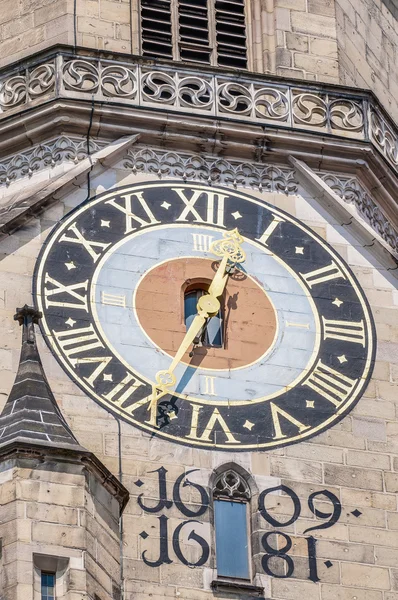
{"left": 258, "top": 485, "right": 341, "bottom": 532}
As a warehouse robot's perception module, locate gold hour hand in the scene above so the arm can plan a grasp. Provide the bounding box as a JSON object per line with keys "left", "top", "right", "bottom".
{"left": 148, "top": 312, "right": 208, "bottom": 427}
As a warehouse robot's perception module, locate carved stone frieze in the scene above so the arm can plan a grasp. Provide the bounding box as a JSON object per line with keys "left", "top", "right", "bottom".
{"left": 0, "top": 62, "right": 55, "bottom": 111}
{"left": 0, "top": 136, "right": 106, "bottom": 187}
{"left": 0, "top": 134, "right": 396, "bottom": 255}
{"left": 0, "top": 50, "right": 397, "bottom": 174}
{"left": 123, "top": 147, "right": 298, "bottom": 193}
{"left": 320, "top": 173, "right": 398, "bottom": 253}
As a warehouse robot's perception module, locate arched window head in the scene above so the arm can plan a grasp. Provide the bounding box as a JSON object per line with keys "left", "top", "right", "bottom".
{"left": 140, "top": 0, "right": 248, "bottom": 69}
{"left": 213, "top": 469, "right": 251, "bottom": 579}
{"left": 213, "top": 469, "right": 251, "bottom": 500}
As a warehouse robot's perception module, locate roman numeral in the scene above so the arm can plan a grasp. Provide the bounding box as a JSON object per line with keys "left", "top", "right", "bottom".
{"left": 53, "top": 324, "right": 104, "bottom": 360}
{"left": 73, "top": 355, "right": 113, "bottom": 386}
{"left": 104, "top": 372, "right": 146, "bottom": 406}
{"left": 270, "top": 402, "right": 310, "bottom": 440}
{"left": 106, "top": 191, "right": 160, "bottom": 234}
{"left": 59, "top": 223, "right": 111, "bottom": 262}
{"left": 174, "top": 188, "right": 226, "bottom": 227}
{"left": 192, "top": 233, "right": 213, "bottom": 252}
{"left": 203, "top": 376, "right": 216, "bottom": 396}
{"left": 300, "top": 261, "right": 345, "bottom": 288}
{"left": 44, "top": 274, "right": 88, "bottom": 311}
{"left": 187, "top": 405, "right": 238, "bottom": 444}
{"left": 101, "top": 292, "right": 126, "bottom": 307}
{"left": 304, "top": 360, "right": 358, "bottom": 407}
{"left": 255, "top": 215, "right": 284, "bottom": 246}
{"left": 322, "top": 317, "right": 366, "bottom": 346}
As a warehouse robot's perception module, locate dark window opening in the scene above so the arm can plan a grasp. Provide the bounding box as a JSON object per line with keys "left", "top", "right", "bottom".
{"left": 184, "top": 289, "right": 223, "bottom": 347}
{"left": 141, "top": 0, "right": 173, "bottom": 59}
{"left": 41, "top": 572, "right": 55, "bottom": 600}
{"left": 141, "top": 0, "right": 247, "bottom": 68}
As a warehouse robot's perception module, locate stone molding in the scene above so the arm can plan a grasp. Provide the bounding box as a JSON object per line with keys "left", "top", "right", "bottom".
{"left": 0, "top": 48, "right": 398, "bottom": 174}
{"left": 0, "top": 136, "right": 107, "bottom": 187}
{"left": 0, "top": 137, "right": 396, "bottom": 255}
{"left": 124, "top": 146, "right": 298, "bottom": 193}
{"left": 320, "top": 173, "right": 398, "bottom": 254}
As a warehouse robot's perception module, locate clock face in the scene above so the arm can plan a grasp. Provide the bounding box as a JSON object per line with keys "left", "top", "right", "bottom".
{"left": 34, "top": 181, "right": 376, "bottom": 450}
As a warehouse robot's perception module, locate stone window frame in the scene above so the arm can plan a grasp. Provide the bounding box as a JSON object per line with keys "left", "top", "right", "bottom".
{"left": 209, "top": 463, "right": 264, "bottom": 595}
{"left": 33, "top": 554, "right": 69, "bottom": 600}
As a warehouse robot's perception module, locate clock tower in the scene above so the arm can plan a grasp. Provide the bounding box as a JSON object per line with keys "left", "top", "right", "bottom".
{"left": 0, "top": 2, "right": 398, "bottom": 600}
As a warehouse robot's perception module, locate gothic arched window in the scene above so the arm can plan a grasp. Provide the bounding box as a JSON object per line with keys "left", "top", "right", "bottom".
{"left": 213, "top": 469, "right": 251, "bottom": 579}
{"left": 140, "top": 0, "right": 248, "bottom": 69}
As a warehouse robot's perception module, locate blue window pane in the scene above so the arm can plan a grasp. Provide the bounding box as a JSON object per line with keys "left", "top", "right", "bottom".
{"left": 41, "top": 572, "right": 55, "bottom": 600}
{"left": 184, "top": 291, "right": 198, "bottom": 330}
{"left": 214, "top": 500, "right": 250, "bottom": 579}
{"left": 205, "top": 315, "right": 222, "bottom": 346}
{"left": 184, "top": 290, "right": 223, "bottom": 347}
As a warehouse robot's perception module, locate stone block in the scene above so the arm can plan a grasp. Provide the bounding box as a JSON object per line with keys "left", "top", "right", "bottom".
{"left": 308, "top": 0, "right": 335, "bottom": 17}
{"left": 340, "top": 563, "right": 390, "bottom": 589}
{"left": 100, "top": 1, "right": 130, "bottom": 23}
{"left": 346, "top": 450, "right": 391, "bottom": 470}
{"left": 77, "top": 16, "right": 115, "bottom": 37}
{"left": 321, "top": 585, "right": 382, "bottom": 600}
{"left": 349, "top": 525, "right": 398, "bottom": 549}
{"left": 291, "top": 11, "right": 336, "bottom": 38}
{"left": 324, "top": 465, "right": 383, "bottom": 491}
{"left": 32, "top": 522, "right": 85, "bottom": 548}
{"left": 270, "top": 457, "right": 322, "bottom": 482}
{"left": 286, "top": 32, "right": 309, "bottom": 52}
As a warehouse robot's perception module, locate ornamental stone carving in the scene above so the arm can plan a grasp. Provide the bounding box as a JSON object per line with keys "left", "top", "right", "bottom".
{"left": 123, "top": 147, "right": 298, "bottom": 193}
{"left": 321, "top": 173, "right": 398, "bottom": 253}
{"left": 213, "top": 470, "right": 251, "bottom": 500}
{"left": 0, "top": 51, "right": 397, "bottom": 174}
{"left": 0, "top": 136, "right": 106, "bottom": 186}
{"left": 0, "top": 62, "right": 55, "bottom": 111}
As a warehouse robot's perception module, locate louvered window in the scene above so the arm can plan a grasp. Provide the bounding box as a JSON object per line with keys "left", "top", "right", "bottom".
{"left": 140, "top": 0, "right": 247, "bottom": 69}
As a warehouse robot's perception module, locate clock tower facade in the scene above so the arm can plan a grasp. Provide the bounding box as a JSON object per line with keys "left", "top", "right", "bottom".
{"left": 0, "top": 2, "right": 398, "bottom": 600}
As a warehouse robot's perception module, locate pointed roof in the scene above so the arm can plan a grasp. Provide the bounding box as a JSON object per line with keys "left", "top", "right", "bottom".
{"left": 0, "top": 305, "right": 85, "bottom": 450}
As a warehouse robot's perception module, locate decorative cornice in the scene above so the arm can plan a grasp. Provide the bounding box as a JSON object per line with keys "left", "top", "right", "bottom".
{"left": 124, "top": 147, "right": 298, "bottom": 193}
{"left": 319, "top": 173, "right": 398, "bottom": 254}
{"left": 1, "top": 136, "right": 396, "bottom": 255}
{"left": 0, "top": 48, "right": 397, "bottom": 175}
{"left": 0, "top": 136, "right": 107, "bottom": 187}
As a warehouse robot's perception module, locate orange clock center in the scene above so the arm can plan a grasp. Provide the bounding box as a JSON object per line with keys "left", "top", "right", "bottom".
{"left": 135, "top": 257, "right": 277, "bottom": 370}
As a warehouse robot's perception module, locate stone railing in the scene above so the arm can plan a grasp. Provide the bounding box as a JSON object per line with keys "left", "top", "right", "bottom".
{"left": 0, "top": 48, "right": 398, "bottom": 174}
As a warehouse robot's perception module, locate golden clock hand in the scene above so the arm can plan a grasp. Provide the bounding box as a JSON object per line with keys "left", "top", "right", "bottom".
{"left": 148, "top": 228, "right": 246, "bottom": 427}
{"left": 148, "top": 311, "right": 209, "bottom": 427}
{"left": 207, "top": 253, "right": 229, "bottom": 298}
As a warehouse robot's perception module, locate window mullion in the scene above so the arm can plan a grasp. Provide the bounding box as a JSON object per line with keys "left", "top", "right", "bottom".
{"left": 208, "top": 0, "right": 217, "bottom": 67}
{"left": 172, "top": 0, "right": 181, "bottom": 61}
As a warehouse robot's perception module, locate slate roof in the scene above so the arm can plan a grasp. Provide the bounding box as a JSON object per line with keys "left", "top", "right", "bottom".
{"left": 0, "top": 305, "right": 85, "bottom": 450}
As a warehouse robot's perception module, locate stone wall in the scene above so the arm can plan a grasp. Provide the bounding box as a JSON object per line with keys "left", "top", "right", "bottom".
{"left": 0, "top": 162, "right": 397, "bottom": 599}
{"left": 263, "top": 0, "right": 340, "bottom": 84}
{"left": 0, "top": 455, "right": 122, "bottom": 600}
{"left": 0, "top": 0, "right": 397, "bottom": 125}
{"left": 0, "top": 0, "right": 74, "bottom": 69}
{"left": 336, "top": 0, "right": 398, "bottom": 124}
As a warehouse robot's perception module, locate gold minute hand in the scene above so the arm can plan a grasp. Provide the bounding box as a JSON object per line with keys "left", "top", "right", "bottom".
{"left": 207, "top": 253, "right": 229, "bottom": 298}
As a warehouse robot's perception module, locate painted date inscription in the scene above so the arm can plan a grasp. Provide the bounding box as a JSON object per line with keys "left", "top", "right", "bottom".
{"left": 135, "top": 467, "right": 352, "bottom": 581}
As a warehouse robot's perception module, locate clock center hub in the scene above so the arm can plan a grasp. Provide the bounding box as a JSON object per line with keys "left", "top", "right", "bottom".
{"left": 135, "top": 257, "right": 277, "bottom": 370}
